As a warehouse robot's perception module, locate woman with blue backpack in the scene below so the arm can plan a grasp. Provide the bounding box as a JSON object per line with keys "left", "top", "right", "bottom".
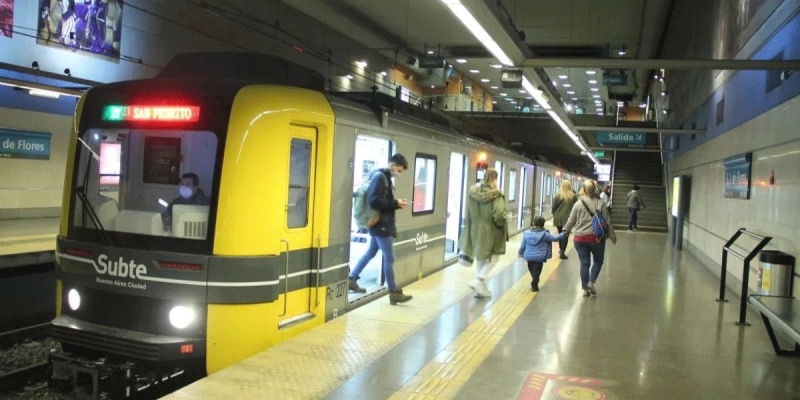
{"left": 563, "top": 180, "right": 617, "bottom": 297}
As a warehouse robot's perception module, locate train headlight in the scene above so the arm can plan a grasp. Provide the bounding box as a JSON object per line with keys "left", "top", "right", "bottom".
{"left": 169, "top": 306, "right": 196, "bottom": 329}
{"left": 67, "top": 289, "right": 81, "bottom": 311}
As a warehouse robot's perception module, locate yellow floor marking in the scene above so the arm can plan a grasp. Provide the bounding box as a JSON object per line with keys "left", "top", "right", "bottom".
{"left": 390, "top": 244, "right": 571, "bottom": 399}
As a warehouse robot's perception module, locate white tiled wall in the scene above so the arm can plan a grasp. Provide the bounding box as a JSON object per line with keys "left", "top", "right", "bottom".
{"left": 668, "top": 94, "right": 800, "bottom": 293}
{"left": 0, "top": 107, "right": 72, "bottom": 212}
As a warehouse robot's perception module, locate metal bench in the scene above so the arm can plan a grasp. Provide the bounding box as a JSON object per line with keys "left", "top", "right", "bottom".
{"left": 748, "top": 295, "right": 800, "bottom": 357}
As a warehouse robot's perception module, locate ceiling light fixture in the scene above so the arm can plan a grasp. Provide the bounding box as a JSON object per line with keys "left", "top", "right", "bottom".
{"left": 441, "top": 0, "right": 514, "bottom": 65}
{"left": 562, "top": 83, "right": 572, "bottom": 88}
{"left": 590, "top": 88, "right": 599, "bottom": 92}
{"left": 355, "top": 60, "right": 368, "bottom": 68}
{"left": 559, "top": 75, "right": 568, "bottom": 79}
{"left": 481, "top": 78, "right": 490, "bottom": 82}
{"left": 427, "top": 50, "right": 434, "bottom": 55}
{"left": 588, "top": 80, "right": 597, "bottom": 84}
{"left": 586, "top": 70, "right": 596, "bottom": 75}
{"left": 29, "top": 89, "right": 61, "bottom": 99}
{"left": 491, "top": 64, "right": 502, "bottom": 69}
{"left": 456, "top": 59, "right": 468, "bottom": 63}
{"left": 380, "top": 71, "right": 388, "bottom": 76}
{"left": 490, "top": 86, "right": 499, "bottom": 89}
{"left": 567, "top": 91, "right": 575, "bottom": 95}
{"left": 592, "top": 95, "right": 601, "bottom": 98}
{"left": 469, "top": 69, "right": 480, "bottom": 73}
{"left": 345, "top": 75, "right": 353, "bottom": 80}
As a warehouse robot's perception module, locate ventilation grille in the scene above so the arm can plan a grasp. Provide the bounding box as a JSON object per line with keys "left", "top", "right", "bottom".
{"left": 183, "top": 221, "right": 207, "bottom": 239}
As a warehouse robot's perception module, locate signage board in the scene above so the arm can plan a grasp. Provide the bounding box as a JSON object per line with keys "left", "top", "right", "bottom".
{"left": 593, "top": 151, "right": 605, "bottom": 158}
{"left": 501, "top": 68, "right": 523, "bottom": 88}
{"left": 723, "top": 153, "right": 751, "bottom": 199}
{"left": 0, "top": 128, "right": 51, "bottom": 160}
{"left": 596, "top": 131, "right": 646, "bottom": 145}
{"left": 594, "top": 164, "right": 611, "bottom": 175}
{"left": 418, "top": 56, "right": 444, "bottom": 69}
{"left": 671, "top": 176, "right": 681, "bottom": 217}
{"left": 603, "top": 73, "right": 628, "bottom": 85}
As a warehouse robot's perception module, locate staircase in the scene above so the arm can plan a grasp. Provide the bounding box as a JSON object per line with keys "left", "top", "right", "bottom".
{"left": 609, "top": 152, "right": 668, "bottom": 233}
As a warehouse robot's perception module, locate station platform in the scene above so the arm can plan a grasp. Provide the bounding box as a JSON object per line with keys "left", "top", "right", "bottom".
{"left": 0, "top": 217, "right": 59, "bottom": 268}
{"left": 165, "top": 232, "right": 800, "bottom": 399}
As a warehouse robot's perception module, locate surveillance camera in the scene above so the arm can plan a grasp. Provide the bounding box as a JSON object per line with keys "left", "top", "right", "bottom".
{"left": 31, "top": 61, "right": 39, "bottom": 70}
{"left": 64, "top": 68, "right": 71, "bottom": 76}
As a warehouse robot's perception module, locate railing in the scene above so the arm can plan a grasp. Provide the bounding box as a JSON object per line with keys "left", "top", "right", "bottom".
{"left": 717, "top": 228, "right": 772, "bottom": 326}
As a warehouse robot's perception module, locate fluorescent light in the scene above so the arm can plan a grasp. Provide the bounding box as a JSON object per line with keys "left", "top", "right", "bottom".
{"left": 29, "top": 89, "right": 61, "bottom": 99}
{"left": 562, "top": 83, "right": 571, "bottom": 88}
{"left": 427, "top": 50, "right": 434, "bottom": 54}
{"left": 567, "top": 91, "right": 575, "bottom": 94}
{"left": 519, "top": 90, "right": 526, "bottom": 93}
{"left": 571, "top": 97, "right": 578, "bottom": 100}
{"left": 589, "top": 80, "right": 597, "bottom": 84}
{"left": 469, "top": 69, "right": 480, "bottom": 73}
{"left": 558, "top": 75, "right": 568, "bottom": 79}
{"left": 481, "top": 78, "right": 490, "bottom": 82}
{"left": 592, "top": 94, "right": 600, "bottom": 98}
{"left": 590, "top": 88, "right": 599, "bottom": 92}
{"left": 586, "top": 70, "right": 596, "bottom": 75}
{"left": 380, "top": 71, "right": 388, "bottom": 76}
{"left": 490, "top": 86, "right": 499, "bottom": 89}
{"left": 355, "top": 60, "right": 368, "bottom": 68}
{"left": 491, "top": 64, "right": 503, "bottom": 69}
{"left": 441, "top": 1, "right": 514, "bottom": 66}
{"left": 345, "top": 75, "right": 353, "bottom": 80}
{"left": 456, "top": 59, "right": 467, "bottom": 63}
{"left": 499, "top": 92, "right": 507, "bottom": 96}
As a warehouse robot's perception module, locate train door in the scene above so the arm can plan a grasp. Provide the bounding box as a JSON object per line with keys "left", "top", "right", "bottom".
{"left": 279, "top": 126, "right": 318, "bottom": 328}
{"left": 518, "top": 167, "right": 528, "bottom": 229}
{"left": 348, "top": 135, "right": 395, "bottom": 301}
{"left": 445, "top": 152, "right": 467, "bottom": 262}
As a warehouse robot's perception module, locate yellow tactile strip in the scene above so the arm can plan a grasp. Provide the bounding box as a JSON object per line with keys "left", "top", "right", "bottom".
{"left": 388, "top": 254, "right": 564, "bottom": 400}
{"left": 165, "top": 235, "right": 568, "bottom": 400}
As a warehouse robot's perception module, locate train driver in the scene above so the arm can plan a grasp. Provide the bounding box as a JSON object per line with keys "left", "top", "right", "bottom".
{"left": 161, "top": 172, "right": 211, "bottom": 230}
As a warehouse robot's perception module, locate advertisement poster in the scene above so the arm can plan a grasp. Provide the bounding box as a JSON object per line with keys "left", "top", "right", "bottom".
{"left": 37, "top": 0, "right": 123, "bottom": 60}
{"left": 0, "top": 0, "right": 12, "bottom": 38}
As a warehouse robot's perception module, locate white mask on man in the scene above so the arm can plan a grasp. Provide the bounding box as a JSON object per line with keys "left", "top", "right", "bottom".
{"left": 179, "top": 185, "right": 194, "bottom": 199}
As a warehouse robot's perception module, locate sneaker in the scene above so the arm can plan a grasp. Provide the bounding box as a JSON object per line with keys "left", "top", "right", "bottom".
{"left": 583, "top": 289, "right": 591, "bottom": 297}
{"left": 587, "top": 282, "right": 597, "bottom": 295}
{"left": 348, "top": 277, "right": 366, "bottom": 293}
{"left": 389, "top": 289, "right": 412, "bottom": 305}
{"left": 474, "top": 280, "right": 492, "bottom": 298}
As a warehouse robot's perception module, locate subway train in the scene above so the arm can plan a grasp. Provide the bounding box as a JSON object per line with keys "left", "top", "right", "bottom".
{"left": 49, "top": 52, "right": 584, "bottom": 398}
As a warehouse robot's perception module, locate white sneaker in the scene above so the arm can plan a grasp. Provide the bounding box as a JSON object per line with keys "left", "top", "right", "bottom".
{"left": 474, "top": 280, "right": 492, "bottom": 298}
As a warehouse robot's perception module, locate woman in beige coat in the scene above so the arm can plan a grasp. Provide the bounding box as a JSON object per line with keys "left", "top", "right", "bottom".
{"left": 458, "top": 168, "right": 507, "bottom": 298}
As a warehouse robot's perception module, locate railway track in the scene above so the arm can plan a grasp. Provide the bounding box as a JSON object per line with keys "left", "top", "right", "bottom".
{"left": 0, "top": 361, "right": 49, "bottom": 394}
{"left": 0, "top": 323, "right": 51, "bottom": 348}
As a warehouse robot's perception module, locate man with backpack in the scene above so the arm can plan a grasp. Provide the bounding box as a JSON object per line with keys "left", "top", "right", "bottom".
{"left": 349, "top": 154, "right": 413, "bottom": 305}
{"left": 563, "top": 180, "right": 616, "bottom": 297}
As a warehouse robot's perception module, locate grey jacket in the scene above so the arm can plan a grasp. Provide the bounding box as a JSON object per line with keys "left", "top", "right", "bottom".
{"left": 626, "top": 190, "right": 646, "bottom": 209}
{"left": 563, "top": 196, "right": 616, "bottom": 240}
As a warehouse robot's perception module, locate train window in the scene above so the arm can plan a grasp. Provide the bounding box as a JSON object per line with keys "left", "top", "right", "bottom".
{"left": 508, "top": 169, "right": 517, "bottom": 202}
{"left": 70, "top": 128, "right": 218, "bottom": 248}
{"left": 494, "top": 161, "right": 505, "bottom": 191}
{"left": 287, "top": 139, "right": 312, "bottom": 229}
{"left": 412, "top": 154, "right": 437, "bottom": 215}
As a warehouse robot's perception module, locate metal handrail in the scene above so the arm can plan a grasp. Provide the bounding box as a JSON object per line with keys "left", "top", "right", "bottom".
{"left": 717, "top": 228, "right": 772, "bottom": 326}
{"left": 279, "top": 239, "right": 290, "bottom": 317}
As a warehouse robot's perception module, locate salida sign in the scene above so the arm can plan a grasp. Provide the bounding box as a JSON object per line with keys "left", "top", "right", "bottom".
{"left": 596, "top": 131, "right": 647, "bottom": 145}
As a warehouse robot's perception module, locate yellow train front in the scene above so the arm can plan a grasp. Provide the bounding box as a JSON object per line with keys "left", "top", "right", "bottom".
{"left": 51, "top": 54, "right": 338, "bottom": 398}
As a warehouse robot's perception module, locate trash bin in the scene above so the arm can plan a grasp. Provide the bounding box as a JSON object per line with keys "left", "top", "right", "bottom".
{"left": 757, "top": 251, "right": 795, "bottom": 296}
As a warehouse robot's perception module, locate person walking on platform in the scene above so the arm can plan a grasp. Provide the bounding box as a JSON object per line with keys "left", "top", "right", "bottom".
{"left": 348, "top": 154, "right": 413, "bottom": 305}
{"left": 458, "top": 168, "right": 507, "bottom": 298}
{"left": 519, "top": 216, "right": 565, "bottom": 292}
{"left": 552, "top": 179, "right": 577, "bottom": 259}
{"left": 626, "top": 184, "right": 646, "bottom": 231}
{"left": 563, "top": 180, "right": 616, "bottom": 297}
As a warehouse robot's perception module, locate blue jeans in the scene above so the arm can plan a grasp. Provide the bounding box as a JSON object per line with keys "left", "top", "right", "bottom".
{"left": 628, "top": 208, "right": 639, "bottom": 229}
{"left": 349, "top": 235, "right": 397, "bottom": 290}
{"left": 574, "top": 241, "right": 606, "bottom": 289}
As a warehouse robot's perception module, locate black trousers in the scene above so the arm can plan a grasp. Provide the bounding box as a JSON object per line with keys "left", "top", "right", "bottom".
{"left": 556, "top": 226, "right": 569, "bottom": 254}
{"left": 527, "top": 260, "right": 544, "bottom": 288}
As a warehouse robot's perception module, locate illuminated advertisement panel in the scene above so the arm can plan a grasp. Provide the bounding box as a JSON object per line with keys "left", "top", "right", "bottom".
{"left": 671, "top": 176, "right": 681, "bottom": 218}
{"left": 37, "top": 0, "right": 123, "bottom": 60}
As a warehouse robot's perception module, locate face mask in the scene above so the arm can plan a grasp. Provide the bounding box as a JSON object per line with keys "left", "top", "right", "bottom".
{"left": 179, "top": 185, "right": 194, "bottom": 199}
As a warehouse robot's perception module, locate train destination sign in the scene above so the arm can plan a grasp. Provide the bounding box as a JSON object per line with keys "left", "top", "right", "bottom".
{"left": 103, "top": 105, "right": 201, "bottom": 122}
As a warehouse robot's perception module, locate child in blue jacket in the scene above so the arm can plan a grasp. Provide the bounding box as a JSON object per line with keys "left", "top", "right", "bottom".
{"left": 519, "top": 216, "right": 565, "bottom": 292}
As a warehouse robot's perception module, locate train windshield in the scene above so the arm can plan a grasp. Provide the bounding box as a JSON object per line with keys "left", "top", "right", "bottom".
{"left": 69, "top": 128, "right": 219, "bottom": 253}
